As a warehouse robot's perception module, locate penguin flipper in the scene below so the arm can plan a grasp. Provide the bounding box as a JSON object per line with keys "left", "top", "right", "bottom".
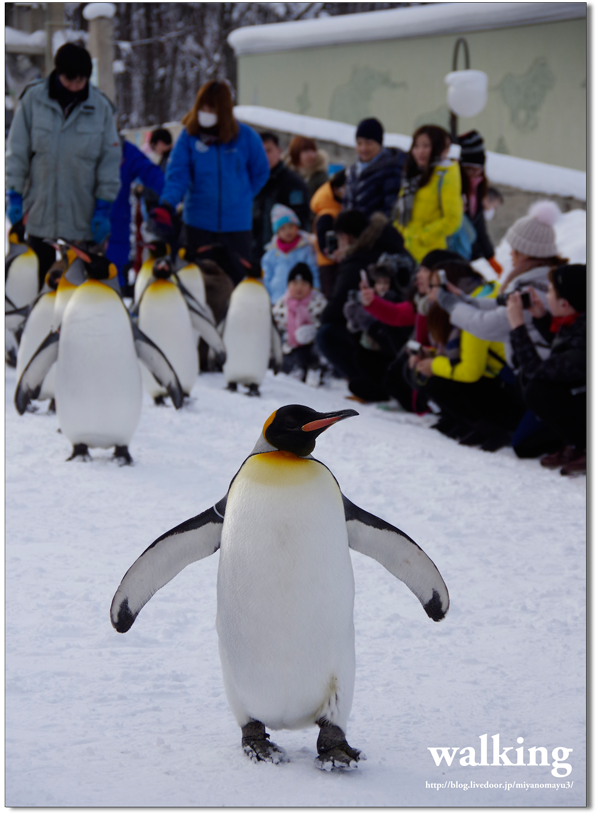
{"left": 5, "top": 305, "right": 30, "bottom": 332}
{"left": 14, "top": 330, "right": 60, "bottom": 415}
{"left": 131, "top": 322, "right": 185, "bottom": 409}
{"left": 343, "top": 496, "right": 449, "bottom": 621}
{"left": 110, "top": 495, "right": 227, "bottom": 633}
{"left": 270, "top": 319, "right": 283, "bottom": 375}
{"left": 186, "top": 302, "right": 225, "bottom": 355}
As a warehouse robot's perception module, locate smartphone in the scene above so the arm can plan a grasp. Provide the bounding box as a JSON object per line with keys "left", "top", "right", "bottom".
{"left": 359, "top": 269, "right": 369, "bottom": 286}
{"left": 325, "top": 231, "right": 338, "bottom": 254}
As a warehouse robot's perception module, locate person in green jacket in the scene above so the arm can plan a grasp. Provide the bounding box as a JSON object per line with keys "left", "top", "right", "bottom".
{"left": 6, "top": 43, "right": 121, "bottom": 289}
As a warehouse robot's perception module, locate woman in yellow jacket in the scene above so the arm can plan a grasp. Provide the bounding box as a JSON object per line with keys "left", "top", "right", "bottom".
{"left": 410, "top": 261, "right": 526, "bottom": 450}
{"left": 394, "top": 125, "right": 463, "bottom": 263}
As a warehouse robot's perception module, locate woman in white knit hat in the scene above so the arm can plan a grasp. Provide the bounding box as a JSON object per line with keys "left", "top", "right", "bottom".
{"left": 427, "top": 200, "right": 570, "bottom": 458}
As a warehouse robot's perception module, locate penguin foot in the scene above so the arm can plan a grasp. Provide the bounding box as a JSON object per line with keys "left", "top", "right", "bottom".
{"left": 113, "top": 446, "right": 133, "bottom": 466}
{"left": 246, "top": 383, "right": 261, "bottom": 397}
{"left": 153, "top": 395, "right": 167, "bottom": 406}
{"left": 226, "top": 382, "right": 238, "bottom": 393}
{"left": 6, "top": 349, "right": 17, "bottom": 368}
{"left": 67, "top": 444, "right": 91, "bottom": 462}
{"left": 241, "top": 720, "right": 289, "bottom": 765}
{"left": 315, "top": 718, "right": 364, "bottom": 771}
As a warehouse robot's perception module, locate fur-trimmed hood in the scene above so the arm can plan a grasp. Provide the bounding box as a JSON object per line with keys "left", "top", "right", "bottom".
{"left": 346, "top": 212, "right": 390, "bottom": 256}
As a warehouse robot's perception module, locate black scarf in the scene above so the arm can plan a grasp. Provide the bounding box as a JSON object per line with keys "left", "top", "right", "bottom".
{"left": 48, "top": 70, "right": 89, "bottom": 118}
{"left": 198, "top": 125, "right": 220, "bottom": 146}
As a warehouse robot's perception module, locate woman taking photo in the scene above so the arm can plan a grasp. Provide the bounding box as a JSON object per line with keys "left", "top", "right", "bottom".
{"left": 152, "top": 80, "right": 270, "bottom": 284}
{"left": 394, "top": 125, "right": 463, "bottom": 263}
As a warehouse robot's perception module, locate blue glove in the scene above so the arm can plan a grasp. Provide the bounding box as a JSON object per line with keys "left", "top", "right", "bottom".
{"left": 91, "top": 198, "right": 112, "bottom": 244}
{"left": 7, "top": 190, "right": 23, "bottom": 226}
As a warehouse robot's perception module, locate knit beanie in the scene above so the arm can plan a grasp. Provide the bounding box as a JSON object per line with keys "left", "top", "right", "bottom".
{"left": 505, "top": 201, "right": 561, "bottom": 258}
{"left": 356, "top": 118, "right": 384, "bottom": 145}
{"left": 271, "top": 203, "right": 300, "bottom": 233}
{"left": 550, "top": 264, "right": 586, "bottom": 313}
{"left": 288, "top": 262, "right": 313, "bottom": 286}
{"left": 420, "top": 249, "right": 467, "bottom": 270}
{"left": 459, "top": 130, "right": 485, "bottom": 167}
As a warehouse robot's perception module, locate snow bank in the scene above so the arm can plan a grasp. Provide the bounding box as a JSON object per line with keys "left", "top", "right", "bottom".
{"left": 82, "top": 3, "right": 116, "bottom": 21}
{"left": 234, "top": 106, "right": 586, "bottom": 200}
{"left": 5, "top": 27, "right": 46, "bottom": 49}
{"left": 228, "top": 2, "right": 585, "bottom": 55}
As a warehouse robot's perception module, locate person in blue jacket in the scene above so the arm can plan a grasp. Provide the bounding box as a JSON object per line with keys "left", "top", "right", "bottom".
{"left": 150, "top": 80, "right": 270, "bottom": 285}
{"left": 106, "top": 139, "right": 165, "bottom": 291}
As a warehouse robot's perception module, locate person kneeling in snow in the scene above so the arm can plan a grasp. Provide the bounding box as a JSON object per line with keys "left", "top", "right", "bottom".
{"left": 507, "top": 264, "right": 586, "bottom": 477}
{"left": 272, "top": 262, "right": 327, "bottom": 383}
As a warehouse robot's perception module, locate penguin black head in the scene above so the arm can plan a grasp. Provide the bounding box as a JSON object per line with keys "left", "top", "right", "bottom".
{"left": 9, "top": 218, "right": 26, "bottom": 245}
{"left": 147, "top": 241, "right": 170, "bottom": 259}
{"left": 152, "top": 257, "right": 173, "bottom": 279}
{"left": 263, "top": 405, "right": 359, "bottom": 457}
{"left": 64, "top": 242, "right": 117, "bottom": 281}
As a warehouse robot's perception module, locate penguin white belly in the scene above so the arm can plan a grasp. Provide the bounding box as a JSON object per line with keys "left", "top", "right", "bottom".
{"left": 6, "top": 250, "right": 39, "bottom": 308}
{"left": 16, "top": 292, "right": 56, "bottom": 400}
{"left": 223, "top": 280, "right": 271, "bottom": 385}
{"left": 52, "top": 280, "right": 77, "bottom": 330}
{"left": 216, "top": 452, "right": 355, "bottom": 732}
{"left": 138, "top": 280, "right": 198, "bottom": 396}
{"left": 177, "top": 263, "right": 207, "bottom": 307}
{"left": 56, "top": 282, "right": 142, "bottom": 448}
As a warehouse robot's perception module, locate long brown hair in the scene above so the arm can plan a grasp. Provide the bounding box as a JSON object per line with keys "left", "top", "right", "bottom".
{"left": 182, "top": 80, "right": 239, "bottom": 144}
{"left": 287, "top": 135, "right": 317, "bottom": 169}
{"left": 404, "top": 125, "right": 451, "bottom": 189}
{"left": 427, "top": 261, "right": 484, "bottom": 346}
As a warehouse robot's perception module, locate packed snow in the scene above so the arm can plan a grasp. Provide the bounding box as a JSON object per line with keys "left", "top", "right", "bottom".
{"left": 228, "top": 2, "right": 585, "bottom": 56}
{"left": 233, "top": 107, "right": 587, "bottom": 201}
{"left": 4, "top": 361, "right": 586, "bottom": 809}
{"left": 82, "top": 3, "right": 117, "bottom": 21}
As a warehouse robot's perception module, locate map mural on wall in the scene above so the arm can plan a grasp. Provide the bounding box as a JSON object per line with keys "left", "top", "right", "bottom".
{"left": 413, "top": 105, "right": 452, "bottom": 133}
{"left": 496, "top": 57, "right": 555, "bottom": 132}
{"left": 329, "top": 66, "right": 406, "bottom": 124}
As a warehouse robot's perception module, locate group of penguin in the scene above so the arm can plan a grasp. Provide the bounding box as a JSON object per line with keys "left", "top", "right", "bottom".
{"left": 6, "top": 223, "right": 283, "bottom": 464}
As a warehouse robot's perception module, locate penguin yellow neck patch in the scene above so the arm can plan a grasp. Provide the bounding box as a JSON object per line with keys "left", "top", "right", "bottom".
{"left": 247, "top": 451, "right": 321, "bottom": 486}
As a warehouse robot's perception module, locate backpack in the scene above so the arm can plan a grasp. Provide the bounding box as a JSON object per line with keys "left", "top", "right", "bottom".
{"left": 437, "top": 171, "right": 477, "bottom": 260}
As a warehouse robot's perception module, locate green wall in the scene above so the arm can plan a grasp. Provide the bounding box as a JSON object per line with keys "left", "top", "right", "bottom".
{"left": 237, "top": 19, "right": 586, "bottom": 171}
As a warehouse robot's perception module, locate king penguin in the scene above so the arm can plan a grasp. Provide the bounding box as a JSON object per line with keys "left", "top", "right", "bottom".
{"left": 110, "top": 404, "right": 449, "bottom": 769}
{"left": 15, "top": 244, "right": 185, "bottom": 464}
{"left": 5, "top": 218, "right": 40, "bottom": 310}
{"left": 221, "top": 273, "right": 282, "bottom": 396}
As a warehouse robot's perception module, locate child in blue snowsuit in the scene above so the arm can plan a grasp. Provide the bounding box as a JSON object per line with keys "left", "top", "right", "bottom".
{"left": 261, "top": 203, "right": 319, "bottom": 303}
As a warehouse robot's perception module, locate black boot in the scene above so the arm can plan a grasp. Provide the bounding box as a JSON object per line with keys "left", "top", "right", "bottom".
{"left": 315, "top": 718, "right": 363, "bottom": 771}
{"left": 241, "top": 720, "right": 288, "bottom": 764}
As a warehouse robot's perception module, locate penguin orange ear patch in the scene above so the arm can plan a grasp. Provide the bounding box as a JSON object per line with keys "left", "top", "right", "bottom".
{"left": 262, "top": 410, "right": 277, "bottom": 438}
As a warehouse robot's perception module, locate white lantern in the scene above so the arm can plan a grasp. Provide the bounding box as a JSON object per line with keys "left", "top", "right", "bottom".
{"left": 445, "top": 70, "right": 488, "bottom": 118}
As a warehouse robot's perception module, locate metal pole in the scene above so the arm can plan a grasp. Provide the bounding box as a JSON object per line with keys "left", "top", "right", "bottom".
{"left": 449, "top": 37, "right": 471, "bottom": 141}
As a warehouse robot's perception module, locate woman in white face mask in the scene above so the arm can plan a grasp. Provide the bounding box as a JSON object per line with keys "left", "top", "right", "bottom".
{"left": 151, "top": 80, "right": 270, "bottom": 286}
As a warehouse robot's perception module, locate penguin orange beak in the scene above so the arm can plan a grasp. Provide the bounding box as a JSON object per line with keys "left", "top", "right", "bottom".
{"left": 302, "top": 409, "right": 359, "bottom": 432}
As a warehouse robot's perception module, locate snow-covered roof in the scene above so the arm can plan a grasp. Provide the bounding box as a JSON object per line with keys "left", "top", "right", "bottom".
{"left": 82, "top": 3, "right": 116, "bottom": 21}
{"left": 228, "top": 2, "right": 586, "bottom": 55}
{"left": 5, "top": 26, "right": 46, "bottom": 52}
{"left": 234, "top": 106, "right": 586, "bottom": 201}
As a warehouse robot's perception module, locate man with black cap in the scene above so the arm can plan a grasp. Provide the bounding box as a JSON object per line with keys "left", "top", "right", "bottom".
{"left": 507, "top": 264, "right": 586, "bottom": 476}
{"left": 343, "top": 118, "right": 406, "bottom": 220}
{"left": 6, "top": 42, "right": 121, "bottom": 287}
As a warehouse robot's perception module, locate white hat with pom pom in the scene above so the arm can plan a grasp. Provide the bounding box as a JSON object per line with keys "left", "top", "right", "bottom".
{"left": 506, "top": 200, "right": 561, "bottom": 258}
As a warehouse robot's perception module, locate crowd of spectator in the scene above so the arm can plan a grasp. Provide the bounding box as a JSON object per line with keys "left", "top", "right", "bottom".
{"left": 5, "top": 47, "right": 586, "bottom": 477}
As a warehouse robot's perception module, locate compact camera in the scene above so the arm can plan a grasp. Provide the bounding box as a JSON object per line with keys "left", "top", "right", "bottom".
{"left": 325, "top": 231, "right": 338, "bottom": 254}
{"left": 496, "top": 290, "right": 532, "bottom": 309}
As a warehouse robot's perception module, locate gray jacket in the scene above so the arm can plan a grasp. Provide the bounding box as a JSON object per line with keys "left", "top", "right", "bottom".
{"left": 436, "top": 266, "right": 553, "bottom": 367}
{"left": 6, "top": 77, "right": 121, "bottom": 241}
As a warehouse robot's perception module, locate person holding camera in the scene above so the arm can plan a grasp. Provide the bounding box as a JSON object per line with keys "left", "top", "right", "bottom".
{"left": 431, "top": 201, "right": 568, "bottom": 370}
{"left": 506, "top": 264, "right": 586, "bottom": 476}
{"left": 410, "top": 262, "right": 527, "bottom": 450}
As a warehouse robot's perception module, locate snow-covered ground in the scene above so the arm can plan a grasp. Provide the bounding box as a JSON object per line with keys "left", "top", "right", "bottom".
{"left": 5, "top": 359, "right": 586, "bottom": 808}
{"left": 4, "top": 203, "right": 587, "bottom": 813}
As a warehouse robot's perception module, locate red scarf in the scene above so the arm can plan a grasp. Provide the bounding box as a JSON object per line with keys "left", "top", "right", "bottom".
{"left": 549, "top": 312, "right": 581, "bottom": 333}
{"left": 276, "top": 235, "right": 301, "bottom": 254}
